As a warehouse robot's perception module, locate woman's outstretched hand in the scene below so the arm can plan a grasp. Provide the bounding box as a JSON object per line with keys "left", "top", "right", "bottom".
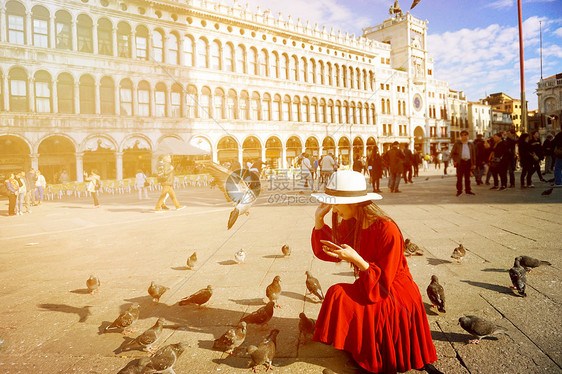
{"left": 315, "top": 203, "right": 332, "bottom": 229}
{"left": 322, "top": 244, "right": 369, "bottom": 271}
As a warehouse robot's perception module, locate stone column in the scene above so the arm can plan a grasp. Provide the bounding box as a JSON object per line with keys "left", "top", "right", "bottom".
{"left": 92, "top": 24, "right": 98, "bottom": 55}
{"left": 74, "top": 82, "right": 80, "bottom": 114}
{"left": 162, "top": 35, "right": 167, "bottom": 63}
{"left": 51, "top": 78, "right": 58, "bottom": 112}
{"left": 212, "top": 148, "right": 218, "bottom": 163}
{"left": 2, "top": 75, "right": 9, "bottom": 111}
{"left": 237, "top": 147, "right": 243, "bottom": 167}
{"left": 111, "top": 26, "right": 117, "bottom": 57}
{"left": 25, "top": 11, "right": 32, "bottom": 45}
{"left": 49, "top": 16, "right": 56, "bottom": 48}
{"left": 261, "top": 147, "right": 266, "bottom": 163}
{"left": 178, "top": 35, "right": 184, "bottom": 66}
{"left": 114, "top": 80, "right": 120, "bottom": 115}
{"left": 0, "top": 7, "right": 6, "bottom": 42}
{"left": 30, "top": 153, "right": 39, "bottom": 170}
{"left": 115, "top": 152, "right": 123, "bottom": 180}
{"left": 75, "top": 152, "right": 84, "bottom": 182}
{"left": 71, "top": 20, "right": 77, "bottom": 51}
{"left": 131, "top": 84, "right": 137, "bottom": 115}
{"left": 281, "top": 147, "right": 287, "bottom": 169}
{"left": 130, "top": 32, "right": 135, "bottom": 58}
{"left": 28, "top": 77, "right": 35, "bottom": 113}
{"left": 94, "top": 81, "right": 100, "bottom": 114}
{"left": 151, "top": 154, "right": 159, "bottom": 175}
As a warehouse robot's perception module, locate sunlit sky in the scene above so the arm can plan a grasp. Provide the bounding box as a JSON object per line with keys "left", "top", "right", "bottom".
{"left": 226, "top": 0, "right": 562, "bottom": 110}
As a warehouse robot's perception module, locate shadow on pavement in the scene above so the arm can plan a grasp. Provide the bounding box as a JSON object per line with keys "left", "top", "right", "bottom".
{"left": 229, "top": 297, "right": 265, "bottom": 306}
{"left": 69, "top": 288, "right": 91, "bottom": 294}
{"left": 426, "top": 258, "right": 453, "bottom": 266}
{"left": 460, "top": 280, "right": 516, "bottom": 296}
{"left": 262, "top": 254, "right": 284, "bottom": 259}
{"left": 218, "top": 260, "right": 238, "bottom": 265}
{"left": 423, "top": 302, "right": 439, "bottom": 316}
{"left": 481, "top": 268, "right": 509, "bottom": 273}
{"left": 38, "top": 303, "right": 92, "bottom": 323}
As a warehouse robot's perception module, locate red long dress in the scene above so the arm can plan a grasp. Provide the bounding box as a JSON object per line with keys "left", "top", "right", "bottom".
{"left": 311, "top": 218, "right": 437, "bottom": 373}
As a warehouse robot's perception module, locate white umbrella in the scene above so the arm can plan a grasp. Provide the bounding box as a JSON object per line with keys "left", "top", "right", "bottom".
{"left": 155, "top": 137, "right": 209, "bottom": 156}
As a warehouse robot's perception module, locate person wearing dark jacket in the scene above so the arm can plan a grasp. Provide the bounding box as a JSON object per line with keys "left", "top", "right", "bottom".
{"left": 450, "top": 130, "right": 476, "bottom": 196}
{"left": 368, "top": 146, "right": 384, "bottom": 193}
{"left": 517, "top": 133, "right": 534, "bottom": 188}
{"left": 489, "top": 133, "right": 509, "bottom": 190}
{"left": 473, "top": 134, "right": 486, "bottom": 185}
{"left": 529, "top": 131, "right": 546, "bottom": 183}
{"left": 504, "top": 130, "right": 517, "bottom": 188}
{"left": 553, "top": 130, "right": 562, "bottom": 187}
{"left": 383, "top": 142, "right": 405, "bottom": 193}
{"left": 402, "top": 144, "right": 414, "bottom": 184}
{"left": 542, "top": 134, "right": 554, "bottom": 174}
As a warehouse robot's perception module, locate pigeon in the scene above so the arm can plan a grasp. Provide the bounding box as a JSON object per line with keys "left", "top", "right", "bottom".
{"left": 509, "top": 257, "right": 527, "bottom": 297}
{"left": 247, "top": 329, "right": 280, "bottom": 372}
{"left": 234, "top": 248, "right": 246, "bottom": 264}
{"left": 148, "top": 282, "right": 169, "bottom": 303}
{"left": 542, "top": 187, "right": 554, "bottom": 196}
{"left": 145, "top": 342, "right": 189, "bottom": 374}
{"left": 517, "top": 255, "right": 551, "bottom": 272}
{"left": 104, "top": 304, "right": 140, "bottom": 335}
{"left": 240, "top": 301, "right": 275, "bottom": 326}
{"left": 281, "top": 244, "right": 291, "bottom": 257}
{"left": 86, "top": 275, "right": 100, "bottom": 294}
{"left": 458, "top": 315, "right": 507, "bottom": 344}
{"left": 203, "top": 161, "right": 259, "bottom": 230}
{"left": 213, "top": 321, "right": 247, "bottom": 355}
{"left": 404, "top": 239, "right": 424, "bottom": 257}
{"left": 323, "top": 369, "right": 337, "bottom": 374}
{"left": 121, "top": 318, "right": 165, "bottom": 353}
{"left": 451, "top": 244, "right": 466, "bottom": 263}
{"left": 298, "top": 312, "right": 316, "bottom": 344}
{"left": 179, "top": 285, "right": 213, "bottom": 307}
{"left": 426, "top": 275, "right": 446, "bottom": 313}
{"left": 424, "top": 177, "right": 430, "bottom": 181}
{"left": 266, "top": 276, "right": 282, "bottom": 307}
{"left": 305, "top": 271, "right": 324, "bottom": 301}
{"left": 186, "top": 251, "right": 197, "bottom": 269}
{"left": 117, "top": 357, "right": 154, "bottom": 374}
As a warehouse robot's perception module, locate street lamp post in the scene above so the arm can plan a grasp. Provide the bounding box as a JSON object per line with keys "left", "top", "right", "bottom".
{"left": 517, "top": 0, "right": 527, "bottom": 132}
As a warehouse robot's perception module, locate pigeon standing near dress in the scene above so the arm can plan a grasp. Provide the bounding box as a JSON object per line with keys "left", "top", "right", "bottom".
{"left": 458, "top": 315, "right": 507, "bottom": 344}
{"left": 247, "top": 329, "right": 280, "bottom": 372}
{"left": 298, "top": 312, "right": 316, "bottom": 344}
{"left": 179, "top": 285, "right": 213, "bottom": 307}
{"left": 509, "top": 257, "right": 527, "bottom": 297}
{"left": 265, "top": 276, "right": 282, "bottom": 307}
{"left": 213, "top": 321, "right": 247, "bottom": 355}
{"left": 281, "top": 244, "right": 291, "bottom": 257}
{"left": 148, "top": 282, "right": 169, "bottom": 303}
{"left": 240, "top": 301, "right": 275, "bottom": 327}
{"left": 305, "top": 271, "right": 324, "bottom": 301}
{"left": 451, "top": 244, "right": 466, "bottom": 263}
{"left": 121, "top": 318, "right": 165, "bottom": 353}
{"left": 516, "top": 255, "right": 551, "bottom": 272}
{"left": 186, "top": 251, "right": 197, "bottom": 269}
{"left": 86, "top": 275, "right": 100, "bottom": 294}
{"left": 145, "top": 342, "right": 189, "bottom": 374}
{"left": 104, "top": 304, "right": 140, "bottom": 335}
{"left": 234, "top": 248, "right": 246, "bottom": 264}
{"left": 426, "top": 275, "right": 446, "bottom": 313}
{"left": 404, "top": 239, "right": 424, "bottom": 257}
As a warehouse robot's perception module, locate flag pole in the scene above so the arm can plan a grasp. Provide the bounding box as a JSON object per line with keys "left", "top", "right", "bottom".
{"left": 517, "top": 0, "right": 527, "bottom": 133}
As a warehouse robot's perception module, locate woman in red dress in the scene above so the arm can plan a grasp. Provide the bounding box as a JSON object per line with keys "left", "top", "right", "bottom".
{"left": 311, "top": 170, "right": 438, "bottom": 374}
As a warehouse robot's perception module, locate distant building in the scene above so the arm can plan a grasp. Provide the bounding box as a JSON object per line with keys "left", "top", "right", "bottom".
{"left": 447, "top": 90, "right": 468, "bottom": 143}
{"left": 491, "top": 109, "right": 514, "bottom": 134}
{"left": 484, "top": 92, "right": 524, "bottom": 132}
{"left": 536, "top": 73, "right": 562, "bottom": 136}
{"left": 468, "top": 101, "right": 492, "bottom": 138}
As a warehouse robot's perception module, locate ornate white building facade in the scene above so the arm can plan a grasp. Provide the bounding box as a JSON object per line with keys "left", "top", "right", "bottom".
{"left": 0, "top": 0, "right": 457, "bottom": 182}
{"left": 536, "top": 73, "right": 562, "bottom": 135}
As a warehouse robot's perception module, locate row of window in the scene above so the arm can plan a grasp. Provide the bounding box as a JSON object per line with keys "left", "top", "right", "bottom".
{"left": 4, "top": 1, "right": 384, "bottom": 92}
{"left": 2, "top": 68, "right": 409, "bottom": 125}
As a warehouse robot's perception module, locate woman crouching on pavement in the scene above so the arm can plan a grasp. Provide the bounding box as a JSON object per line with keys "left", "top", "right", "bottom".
{"left": 310, "top": 170, "right": 439, "bottom": 374}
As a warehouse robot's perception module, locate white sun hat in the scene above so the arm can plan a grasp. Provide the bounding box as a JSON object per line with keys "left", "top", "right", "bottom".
{"left": 311, "top": 170, "right": 382, "bottom": 204}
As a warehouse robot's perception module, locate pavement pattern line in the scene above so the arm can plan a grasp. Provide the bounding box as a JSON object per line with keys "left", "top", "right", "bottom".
{"left": 490, "top": 225, "right": 538, "bottom": 242}
{"left": 435, "top": 321, "right": 472, "bottom": 374}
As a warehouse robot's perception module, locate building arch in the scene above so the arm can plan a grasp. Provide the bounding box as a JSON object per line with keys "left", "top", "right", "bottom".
{"left": 6, "top": 1, "right": 27, "bottom": 45}
{"left": 242, "top": 135, "right": 262, "bottom": 164}
{"left": 81, "top": 134, "right": 118, "bottom": 179}
{"left": 97, "top": 17, "right": 113, "bottom": 55}
{"left": 322, "top": 136, "right": 336, "bottom": 155}
{"left": 217, "top": 135, "right": 239, "bottom": 164}
{"left": 0, "top": 134, "right": 32, "bottom": 173}
{"left": 37, "top": 135, "right": 77, "bottom": 183}
{"left": 121, "top": 134, "right": 153, "bottom": 177}
{"left": 305, "top": 136, "right": 320, "bottom": 157}
{"left": 353, "top": 136, "right": 364, "bottom": 157}
{"left": 286, "top": 135, "right": 303, "bottom": 166}
{"left": 338, "top": 136, "right": 351, "bottom": 165}
{"left": 265, "top": 136, "right": 282, "bottom": 168}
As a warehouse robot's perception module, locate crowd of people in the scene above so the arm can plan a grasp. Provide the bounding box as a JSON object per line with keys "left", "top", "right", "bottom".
{"left": 4, "top": 169, "right": 46, "bottom": 216}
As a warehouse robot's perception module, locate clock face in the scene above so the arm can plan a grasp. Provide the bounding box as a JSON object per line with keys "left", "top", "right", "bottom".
{"left": 413, "top": 94, "right": 423, "bottom": 111}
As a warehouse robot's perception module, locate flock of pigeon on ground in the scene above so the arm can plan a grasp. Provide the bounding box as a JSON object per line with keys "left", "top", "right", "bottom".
{"left": 82, "top": 236, "right": 552, "bottom": 374}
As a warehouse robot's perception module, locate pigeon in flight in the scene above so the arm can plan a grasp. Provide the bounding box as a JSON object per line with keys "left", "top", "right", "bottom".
{"left": 247, "top": 329, "right": 280, "bottom": 372}
{"left": 458, "top": 315, "right": 507, "bottom": 344}
{"left": 186, "top": 251, "right": 197, "bottom": 269}
{"left": 148, "top": 282, "right": 169, "bottom": 303}
{"left": 516, "top": 255, "right": 551, "bottom": 272}
{"left": 213, "top": 321, "right": 247, "bottom": 355}
{"left": 509, "top": 257, "right": 527, "bottom": 297}
{"left": 305, "top": 271, "right": 324, "bottom": 301}
{"left": 234, "top": 248, "right": 246, "bottom": 264}
{"left": 203, "top": 161, "right": 260, "bottom": 230}
{"left": 121, "top": 318, "right": 165, "bottom": 354}
{"left": 298, "top": 312, "right": 316, "bottom": 344}
{"left": 451, "top": 244, "right": 466, "bottom": 263}
{"left": 404, "top": 239, "right": 424, "bottom": 257}
{"left": 86, "top": 275, "right": 100, "bottom": 294}
{"left": 240, "top": 301, "right": 275, "bottom": 327}
{"left": 426, "top": 275, "right": 446, "bottom": 313}
{"left": 104, "top": 304, "right": 140, "bottom": 335}
{"left": 281, "top": 244, "right": 291, "bottom": 257}
{"left": 266, "top": 276, "right": 282, "bottom": 307}
{"left": 145, "top": 342, "right": 189, "bottom": 374}
{"left": 179, "top": 285, "right": 213, "bottom": 308}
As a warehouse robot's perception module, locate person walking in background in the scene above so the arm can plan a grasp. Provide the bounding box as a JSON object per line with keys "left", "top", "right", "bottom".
{"left": 473, "top": 134, "right": 486, "bottom": 185}
{"left": 489, "top": 133, "right": 509, "bottom": 191}
{"left": 413, "top": 151, "right": 421, "bottom": 177}
{"left": 154, "top": 154, "right": 184, "bottom": 213}
{"left": 26, "top": 169, "right": 37, "bottom": 207}
{"left": 384, "top": 141, "right": 405, "bottom": 193}
{"left": 451, "top": 130, "right": 475, "bottom": 196}
{"left": 484, "top": 137, "right": 494, "bottom": 185}
{"left": 552, "top": 128, "right": 562, "bottom": 187}
{"left": 299, "top": 152, "right": 315, "bottom": 192}
{"left": 402, "top": 144, "right": 414, "bottom": 184}
{"left": 15, "top": 171, "right": 27, "bottom": 214}
{"left": 433, "top": 149, "right": 441, "bottom": 169}
{"left": 135, "top": 169, "right": 149, "bottom": 200}
{"left": 529, "top": 131, "right": 546, "bottom": 183}
{"left": 368, "top": 146, "right": 384, "bottom": 193}
{"left": 84, "top": 169, "right": 101, "bottom": 208}
{"left": 5, "top": 173, "right": 18, "bottom": 216}
{"left": 59, "top": 169, "right": 70, "bottom": 184}
{"left": 504, "top": 129, "right": 517, "bottom": 188}
{"left": 320, "top": 152, "right": 337, "bottom": 190}
{"left": 517, "top": 133, "right": 534, "bottom": 188}
{"left": 441, "top": 147, "right": 451, "bottom": 176}
{"left": 422, "top": 154, "right": 429, "bottom": 171}
{"left": 543, "top": 133, "right": 554, "bottom": 174}
{"left": 35, "top": 169, "right": 46, "bottom": 205}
